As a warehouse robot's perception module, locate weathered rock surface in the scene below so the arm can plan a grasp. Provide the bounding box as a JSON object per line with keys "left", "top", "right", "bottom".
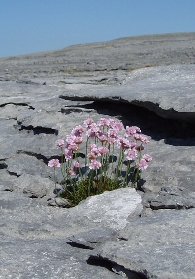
{"left": 91, "top": 209, "right": 195, "bottom": 279}
{"left": 0, "top": 32, "right": 195, "bottom": 278}
{"left": 0, "top": 187, "right": 142, "bottom": 279}
{"left": 145, "top": 185, "right": 195, "bottom": 210}
{"left": 1, "top": 32, "right": 194, "bottom": 85}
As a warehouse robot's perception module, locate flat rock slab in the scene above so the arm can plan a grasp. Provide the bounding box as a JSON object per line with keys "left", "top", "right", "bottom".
{"left": 59, "top": 64, "right": 195, "bottom": 122}
{"left": 146, "top": 185, "right": 195, "bottom": 210}
{"left": 68, "top": 188, "right": 143, "bottom": 231}
{"left": 1, "top": 239, "right": 120, "bottom": 279}
{"left": 91, "top": 208, "right": 195, "bottom": 279}
{"left": 0, "top": 187, "right": 142, "bottom": 278}
{"left": 1, "top": 33, "right": 194, "bottom": 84}
{"left": 0, "top": 188, "right": 142, "bottom": 240}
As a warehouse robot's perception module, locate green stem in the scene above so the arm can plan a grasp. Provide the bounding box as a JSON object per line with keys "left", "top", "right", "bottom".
{"left": 88, "top": 170, "right": 94, "bottom": 197}
{"left": 114, "top": 148, "right": 123, "bottom": 181}
{"left": 123, "top": 160, "right": 131, "bottom": 187}
{"left": 85, "top": 137, "right": 89, "bottom": 167}
{"left": 53, "top": 167, "right": 58, "bottom": 195}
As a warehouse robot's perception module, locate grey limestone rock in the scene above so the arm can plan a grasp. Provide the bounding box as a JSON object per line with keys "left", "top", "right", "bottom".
{"left": 67, "top": 188, "right": 143, "bottom": 231}
{"left": 0, "top": 187, "right": 143, "bottom": 278}
{"left": 67, "top": 228, "right": 117, "bottom": 249}
{"left": 0, "top": 33, "right": 195, "bottom": 278}
{"left": 149, "top": 185, "right": 195, "bottom": 210}
{"left": 22, "top": 185, "right": 47, "bottom": 198}
{"left": 54, "top": 197, "right": 71, "bottom": 208}
{"left": 14, "top": 173, "right": 55, "bottom": 199}
{"left": 59, "top": 64, "right": 195, "bottom": 123}
{"left": 90, "top": 208, "right": 195, "bottom": 279}
{"left": 1, "top": 239, "right": 121, "bottom": 279}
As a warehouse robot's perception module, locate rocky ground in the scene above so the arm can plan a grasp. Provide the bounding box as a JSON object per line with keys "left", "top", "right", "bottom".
{"left": 0, "top": 32, "right": 195, "bottom": 279}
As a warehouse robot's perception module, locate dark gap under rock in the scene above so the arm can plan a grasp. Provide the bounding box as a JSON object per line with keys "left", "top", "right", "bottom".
{"left": 148, "top": 185, "right": 195, "bottom": 210}
{"left": 131, "top": 99, "right": 195, "bottom": 125}
{"left": 16, "top": 150, "right": 49, "bottom": 165}
{"left": 87, "top": 256, "right": 145, "bottom": 279}
{"left": 61, "top": 99, "right": 195, "bottom": 146}
{"left": 0, "top": 162, "right": 7, "bottom": 169}
{"left": 0, "top": 102, "right": 34, "bottom": 110}
{"left": 16, "top": 80, "right": 40, "bottom": 85}
{"left": 7, "top": 170, "right": 20, "bottom": 177}
{"left": 66, "top": 241, "right": 94, "bottom": 250}
{"left": 61, "top": 107, "right": 94, "bottom": 114}
{"left": 18, "top": 125, "right": 58, "bottom": 135}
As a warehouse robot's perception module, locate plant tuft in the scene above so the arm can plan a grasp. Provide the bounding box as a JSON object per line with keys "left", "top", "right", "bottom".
{"left": 48, "top": 117, "right": 152, "bottom": 207}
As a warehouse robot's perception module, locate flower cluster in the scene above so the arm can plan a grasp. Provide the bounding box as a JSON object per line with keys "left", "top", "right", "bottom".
{"left": 48, "top": 118, "right": 152, "bottom": 204}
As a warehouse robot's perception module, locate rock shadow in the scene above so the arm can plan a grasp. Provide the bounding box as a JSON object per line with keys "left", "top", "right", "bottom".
{"left": 64, "top": 100, "right": 195, "bottom": 146}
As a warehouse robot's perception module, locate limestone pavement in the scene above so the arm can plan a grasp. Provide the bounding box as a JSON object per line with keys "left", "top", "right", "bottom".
{"left": 0, "top": 32, "right": 195, "bottom": 278}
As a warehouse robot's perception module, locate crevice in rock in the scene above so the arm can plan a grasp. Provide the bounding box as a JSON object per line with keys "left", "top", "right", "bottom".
{"left": 117, "top": 237, "right": 128, "bottom": 241}
{"left": 16, "top": 150, "right": 49, "bottom": 165}
{"left": 131, "top": 99, "right": 195, "bottom": 125}
{"left": 0, "top": 161, "right": 7, "bottom": 169}
{"left": 150, "top": 203, "right": 194, "bottom": 210}
{"left": 18, "top": 124, "right": 58, "bottom": 135}
{"left": 61, "top": 107, "right": 94, "bottom": 114}
{"left": 87, "top": 256, "right": 146, "bottom": 279}
{"left": 87, "top": 256, "right": 118, "bottom": 274}
{"left": 59, "top": 94, "right": 115, "bottom": 103}
{"left": 145, "top": 186, "right": 195, "bottom": 211}
{"left": 16, "top": 79, "right": 41, "bottom": 85}
{"left": 66, "top": 241, "right": 94, "bottom": 250}
{"left": 0, "top": 102, "right": 34, "bottom": 110}
{"left": 7, "top": 170, "right": 20, "bottom": 177}
{"left": 59, "top": 98, "right": 195, "bottom": 145}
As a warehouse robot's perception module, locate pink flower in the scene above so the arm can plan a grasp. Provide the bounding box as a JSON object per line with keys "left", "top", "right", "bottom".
{"left": 135, "top": 144, "right": 145, "bottom": 152}
{"left": 107, "top": 129, "right": 118, "bottom": 144}
{"left": 66, "top": 134, "right": 82, "bottom": 149}
{"left": 133, "top": 133, "right": 140, "bottom": 141}
{"left": 97, "top": 132, "right": 107, "bottom": 142}
{"left": 71, "top": 125, "right": 85, "bottom": 137}
{"left": 64, "top": 148, "right": 73, "bottom": 161}
{"left": 73, "top": 161, "right": 80, "bottom": 168}
{"left": 89, "top": 144, "right": 97, "bottom": 150}
{"left": 117, "top": 137, "right": 131, "bottom": 149}
{"left": 137, "top": 159, "right": 148, "bottom": 170}
{"left": 129, "top": 141, "right": 137, "bottom": 149}
{"left": 97, "top": 118, "right": 110, "bottom": 127}
{"left": 139, "top": 135, "right": 149, "bottom": 143}
{"left": 125, "top": 126, "right": 141, "bottom": 137}
{"left": 56, "top": 139, "right": 65, "bottom": 148}
{"left": 68, "top": 168, "right": 76, "bottom": 176}
{"left": 134, "top": 133, "right": 149, "bottom": 143}
{"left": 66, "top": 135, "right": 76, "bottom": 144}
{"left": 88, "top": 145, "right": 101, "bottom": 159}
{"left": 66, "top": 143, "right": 78, "bottom": 151}
{"left": 124, "top": 149, "right": 138, "bottom": 160}
{"left": 86, "top": 123, "right": 100, "bottom": 138}
{"left": 48, "top": 159, "right": 61, "bottom": 168}
{"left": 111, "top": 120, "right": 124, "bottom": 131}
{"left": 65, "top": 135, "right": 78, "bottom": 151}
{"left": 143, "top": 154, "right": 152, "bottom": 162}
{"left": 88, "top": 152, "right": 97, "bottom": 160}
{"left": 83, "top": 118, "right": 94, "bottom": 127}
{"left": 74, "top": 136, "right": 83, "bottom": 144}
{"left": 98, "top": 146, "right": 109, "bottom": 155}
{"left": 89, "top": 160, "right": 102, "bottom": 170}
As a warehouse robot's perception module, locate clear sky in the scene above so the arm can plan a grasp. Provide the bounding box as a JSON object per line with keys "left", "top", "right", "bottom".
{"left": 0, "top": 0, "right": 195, "bottom": 58}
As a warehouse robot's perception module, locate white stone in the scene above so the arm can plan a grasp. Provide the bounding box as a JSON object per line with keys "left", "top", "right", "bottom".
{"left": 69, "top": 188, "right": 143, "bottom": 230}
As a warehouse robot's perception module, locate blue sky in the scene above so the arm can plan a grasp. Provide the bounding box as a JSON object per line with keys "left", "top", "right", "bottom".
{"left": 0, "top": 0, "right": 195, "bottom": 58}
